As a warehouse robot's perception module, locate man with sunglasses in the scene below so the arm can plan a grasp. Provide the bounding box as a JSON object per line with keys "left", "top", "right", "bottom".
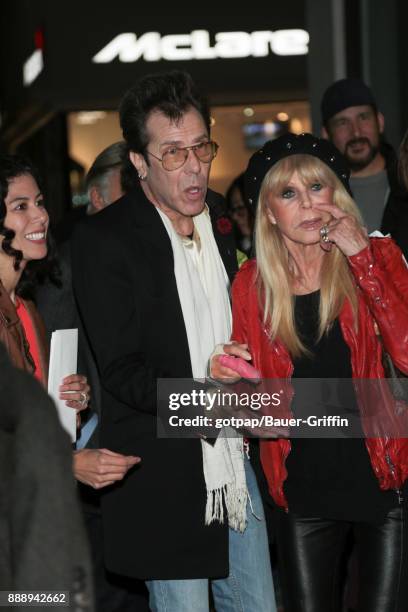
{"left": 72, "top": 71, "right": 275, "bottom": 612}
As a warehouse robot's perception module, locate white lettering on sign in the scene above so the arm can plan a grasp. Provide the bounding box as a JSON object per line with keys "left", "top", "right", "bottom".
{"left": 92, "top": 29, "right": 309, "bottom": 63}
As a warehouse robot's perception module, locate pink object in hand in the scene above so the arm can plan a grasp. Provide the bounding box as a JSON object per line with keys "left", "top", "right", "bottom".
{"left": 218, "top": 354, "right": 261, "bottom": 380}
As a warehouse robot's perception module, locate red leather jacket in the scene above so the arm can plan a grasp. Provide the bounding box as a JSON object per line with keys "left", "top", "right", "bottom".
{"left": 231, "top": 238, "right": 408, "bottom": 509}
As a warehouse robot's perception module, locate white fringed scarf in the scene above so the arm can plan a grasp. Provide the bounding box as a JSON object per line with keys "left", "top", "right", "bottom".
{"left": 157, "top": 206, "right": 247, "bottom": 532}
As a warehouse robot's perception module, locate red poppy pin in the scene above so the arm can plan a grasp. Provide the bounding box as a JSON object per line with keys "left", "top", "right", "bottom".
{"left": 216, "top": 217, "right": 233, "bottom": 235}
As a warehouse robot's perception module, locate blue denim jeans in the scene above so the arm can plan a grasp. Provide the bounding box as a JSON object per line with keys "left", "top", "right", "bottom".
{"left": 146, "top": 457, "right": 276, "bottom": 612}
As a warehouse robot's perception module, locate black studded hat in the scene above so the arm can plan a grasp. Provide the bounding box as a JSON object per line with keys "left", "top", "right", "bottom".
{"left": 244, "top": 132, "right": 351, "bottom": 209}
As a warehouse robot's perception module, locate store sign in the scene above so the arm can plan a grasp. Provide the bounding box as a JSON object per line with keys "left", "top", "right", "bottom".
{"left": 92, "top": 29, "right": 309, "bottom": 63}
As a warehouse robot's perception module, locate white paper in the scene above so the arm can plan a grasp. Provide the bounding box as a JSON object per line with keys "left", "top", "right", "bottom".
{"left": 48, "top": 329, "right": 78, "bottom": 442}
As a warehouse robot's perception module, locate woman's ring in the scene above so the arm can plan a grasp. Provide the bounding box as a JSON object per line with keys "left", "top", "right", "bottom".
{"left": 320, "top": 225, "right": 330, "bottom": 243}
{"left": 79, "top": 391, "right": 88, "bottom": 406}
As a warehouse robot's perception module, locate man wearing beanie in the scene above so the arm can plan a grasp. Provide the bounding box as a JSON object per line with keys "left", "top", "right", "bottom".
{"left": 321, "top": 78, "right": 408, "bottom": 257}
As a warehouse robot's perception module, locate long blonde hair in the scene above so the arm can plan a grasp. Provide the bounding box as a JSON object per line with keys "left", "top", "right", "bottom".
{"left": 254, "top": 154, "right": 363, "bottom": 357}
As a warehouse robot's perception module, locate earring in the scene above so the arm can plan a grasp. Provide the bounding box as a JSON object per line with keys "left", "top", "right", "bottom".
{"left": 138, "top": 173, "right": 146, "bottom": 181}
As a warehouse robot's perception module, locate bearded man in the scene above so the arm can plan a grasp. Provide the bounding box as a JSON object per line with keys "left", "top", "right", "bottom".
{"left": 321, "top": 78, "right": 408, "bottom": 256}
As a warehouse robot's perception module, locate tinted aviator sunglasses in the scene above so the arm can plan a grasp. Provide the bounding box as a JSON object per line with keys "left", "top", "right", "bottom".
{"left": 147, "top": 141, "right": 219, "bottom": 171}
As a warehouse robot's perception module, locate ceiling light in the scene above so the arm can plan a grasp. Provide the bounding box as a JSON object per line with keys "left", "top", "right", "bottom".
{"left": 76, "top": 111, "right": 107, "bottom": 125}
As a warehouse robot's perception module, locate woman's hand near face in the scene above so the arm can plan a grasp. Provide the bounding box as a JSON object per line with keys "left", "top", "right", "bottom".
{"left": 315, "top": 202, "right": 369, "bottom": 257}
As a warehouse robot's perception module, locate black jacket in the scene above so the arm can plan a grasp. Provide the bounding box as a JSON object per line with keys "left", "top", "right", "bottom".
{"left": 35, "top": 242, "right": 103, "bottom": 514}
{"left": 35, "top": 242, "right": 101, "bottom": 450}
{"left": 380, "top": 143, "right": 408, "bottom": 258}
{"left": 0, "top": 345, "right": 93, "bottom": 609}
{"left": 71, "top": 185, "right": 237, "bottom": 580}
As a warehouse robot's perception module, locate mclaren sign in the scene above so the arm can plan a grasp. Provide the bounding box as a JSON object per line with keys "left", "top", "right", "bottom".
{"left": 92, "top": 29, "right": 309, "bottom": 63}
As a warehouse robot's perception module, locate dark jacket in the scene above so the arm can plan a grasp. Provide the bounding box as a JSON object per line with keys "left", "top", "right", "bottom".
{"left": 35, "top": 242, "right": 101, "bottom": 450}
{"left": 71, "top": 185, "right": 237, "bottom": 580}
{"left": 35, "top": 242, "right": 103, "bottom": 513}
{"left": 380, "top": 143, "right": 408, "bottom": 258}
{"left": 231, "top": 239, "right": 408, "bottom": 510}
{"left": 0, "top": 344, "right": 93, "bottom": 610}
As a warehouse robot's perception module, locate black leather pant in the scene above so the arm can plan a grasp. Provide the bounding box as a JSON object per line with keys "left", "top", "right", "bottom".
{"left": 275, "top": 507, "right": 408, "bottom": 612}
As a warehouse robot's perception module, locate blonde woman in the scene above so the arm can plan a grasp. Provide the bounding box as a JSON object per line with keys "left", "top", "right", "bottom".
{"left": 212, "top": 133, "right": 408, "bottom": 611}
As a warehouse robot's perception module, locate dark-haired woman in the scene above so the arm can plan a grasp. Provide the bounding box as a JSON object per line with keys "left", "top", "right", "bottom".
{"left": 212, "top": 133, "right": 408, "bottom": 611}
{"left": 0, "top": 156, "right": 89, "bottom": 419}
